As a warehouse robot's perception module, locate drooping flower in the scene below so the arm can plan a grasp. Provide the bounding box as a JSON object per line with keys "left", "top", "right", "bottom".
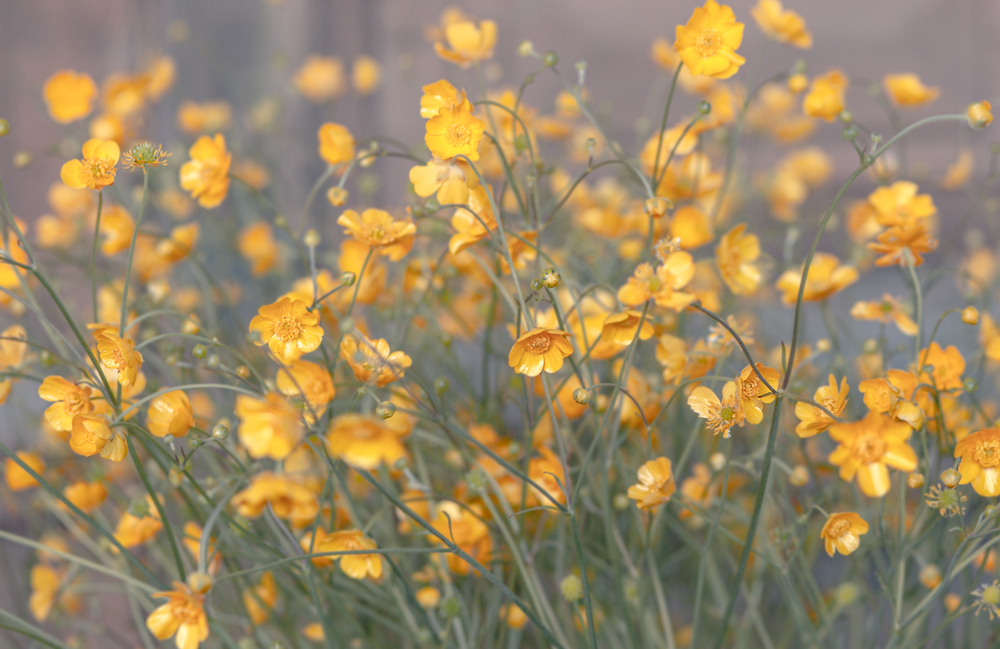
{"left": 425, "top": 98, "right": 485, "bottom": 161}
{"left": 627, "top": 457, "right": 676, "bottom": 510}
{"left": 231, "top": 472, "right": 319, "bottom": 528}
{"left": 716, "top": 224, "right": 762, "bottom": 295}
{"left": 294, "top": 56, "right": 346, "bottom": 102}
{"left": 674, "top": 0, "right": 746, "bottom": 79}
{"left": 337, "top": 208, "right": 417, "bottom": 261}
{"left": 828, "top": 412, "right": 918, "bottom": 497}
{"left": 318, "top": 123, "right": 356, "bottom": 166}
{"left": 326, "top": 414, "right": 407, "bottom": 470}
{"left": 303, "top": 529, "right": 383, "bottom": 580}
{"left": 147, "top": 390, "right": 195, "bottom": 438}
{"left": 850, "top": 294, "right": 918, "bottom": 336}
{"left": 820, "top": 512, "right": 869, "bottom": 557}
{"left": 618, "top": 254, "right": 697, "bottom": 310}
{"left": 242, "top": 572, "right": 277, "bottom": 625}
{"left": 179, "top": 134, "right": 231, "bottom": 209}
{"left": 434, "top": 18, "right": 497, "bottom": 67}
{"left": 60, "top": 139, "right": 120, "bottom": 191}
{"left": 600, "top": 310, "right": 655, "bottom": 346}
{"left": 794, "top": 375, "right": 848, "bottom": 438}
{"left": 38, "top": 376, "right": 96, "bottom": 432}
{"left": 776, "top": 252, "right": 858, "bottom": 304}
{"left": 751, "top": 0, "right": 812, "bottom": 48}
{"left": 967, "top": 101, "right": 993, "bottom": 129}
{"left": 448, "top": 184, "right": 496, "bottom": 254}
{"left": 62, "top": 481, "right": 108, "bottom": 513}
{"left": 688, "top": 381, "right": 745, "bottom": 437}
{"left": 69, "top": 414, "right": 128, "bottom": 462}
{"left": 954, "top": 428, "right": 1000, "bottom": 497}
{"left": 234, "top": 392, "right": 304, "bottom": 460}
{"left": 883, "top": 74, "right": 939, "bottom": 107}
{"left": 43, "top": 70, "right": 98, "bottom": 123}
{"left": 507, "top": 328, "right": 574, "bottom": 377}
{"left": 340, "top": 334, "right": 412, "bottom": 387}
{"left": 146, "top": 581, "right": 209, "bottom": 649}
{"left": 803, "top": 69, "right": 848, "bottom": 121}
{"left": 95, "top": 330, "right": 144, "bottom": 387}
{"left": 735, "top": 363, "right": 781, "bottom": 425}
{"left": 409, "top": 156, "right": 479, "bottom": 204}
{"left": 248, "top": 297, "right": 324, "bottom": 363}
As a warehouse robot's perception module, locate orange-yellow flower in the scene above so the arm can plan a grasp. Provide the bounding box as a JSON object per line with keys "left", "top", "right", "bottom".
{"left": 337, "top": 208, "right": 417, "bottom": 261}
{"left": 850, "top": 294, "right": 919, "bottom": 336}
{"left": 242, "top": 572, "right": 277, "bottom": 625}
{"left": 434, "top": 19, "right": 497, "bottom": 67}
{"left": 98, "top": 204, "right": 136, "bottom": 255}
{"left": 794, "top": 375, "right": 848, "bottom": 438}
{"left": 410, "top": 157, "right": 479, "bottom": 204}
{"left": 235, "top": 392, "right": 304, "bottom": 460}
{"left": 5, "top": 451, "right": 44, "bottom": 491}
{"left": 294, "top": 56, "right": 345, "bottom": 102}
{"left": 776, "top": 253, "right": 858, "bottom": 304}
{"left": 146, "top": 581, "right": 209, "bottom": 649}
{"left": 114, "top": 497, "right": 163, "bottom": 548}
{"left": 968, "top": 101, "right": 993, "bottom": 129}
{"left": 318, "top": 123, "right": 355, "bottom": 166}
{"left": 303, "top": 529, "right": 383, "bottom": 580}
{"left": 883, "top": 74, "right": 939, "bottom": 107}
{"left": 43, "top": 71, "right": 98, "bottom": 123}
{"left": 828, "top": 412, "right": 917, "bottom": 497}
{"left": 820, "top": 512, "right": 868, "bottom": 557}
{"left": 147, "top": 390, "right": 195, "bottom": 438}
{"left": 352, "top": 56, "right": 382, "bottom": 95}
{"left": 179, "top": 134, "right": 231, "bottom": 209}
{"left": 869, "top": 223, "right": 938, "bottom": 267}
{"left": 941, "top": 149, "right": 973, "bottom": 190}
{"left": 420, "top": 79, "right": 466, "bottom": 119}
{"left": 618, "top": 254, "right": 696, "bottom": 311}
{"left": 716, "top": 224, "right": 762, "bottom": 295}
{"left": 238, "top": 222, "right": 278, "bottom": 276}
{"left": 62, "top": 481, "right": 108, "bottom": 513}
{"left": 69, "top": 414, "right": 128, "bottom": 461}
{"left": 425, "top": 98, "right": 485, "bottom": 161}
{"left": 751, "top": 0, "right": 812, "bottom": 48}
{"left": 803, "top": 69, "right": 848, "bottom": 121}
{"left": 626, "top": 457, "right": 676, "bottom": 510}
{"left": 674, "top": 1, "right": 746, "bottom": 79}
{"left": 508, "top": 328, "right": 574, "bottom": 377}
{"left": 429, "top": 501, "right": 492, "bottom": 575}
{"left": 955, "top": 428, "right": 1000, "bottom": 497}
{"left": 231, "top": 472, "right": 319, "bottom": 528}
{"left": 29, "top": 564, "right": 62, "bottom": 621}
{"left": 60, "top": 139, "right": 119, "bottom": 191}
{"left": 276, "top": 360, "right": 336, "bottom": 412}
{"left": 449, "top": 184, "right": 496, "bottom": 254}
{"left": 326, "top": 414, "right": 407, "bottom": 470}
{"left": 249, "top": 297, "right": 324, "bottom": 363}
{"left": 736, "top": 363, "right": 781, "bottom": 425}
{"left": 867, "top": 181, "right": 936, "bottom": 227}
{"left": 670, "top": 205, "right": 714, "bottom": 249}
{"left": 38, "top": 376, "right": 95, "bottom": 432}
{"left": 340, "top": 334, "right": 412, "bottom": 387}
{"left": 95, "top": 330, "right": 144, "bottom": 387}
{"left": 920, "top": 342, "right": 965, "bottom": 391}
{"left": 688, "top": 381, "right": 745, "bottom": 438}
{"left": 600, "top": 310, "right": 655, "bottom": 346}
{"left": 177, "top": 101, "right": 232, "bottom": 134}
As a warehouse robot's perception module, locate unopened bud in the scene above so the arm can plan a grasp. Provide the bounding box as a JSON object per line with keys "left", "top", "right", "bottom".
{"left": 543, "top": 51, "right": 559, "bottom": 67}
{"left": 789, "top": 465, "right": 809, "bottom": 487}
{"left": 919, "top": 564, "right": 942, "bottom": 589}
{"left": 907, "top": 472, "right": 925, "bottom": 489}
{"left": 964, "top": 377, "right": 978, "bottom": 393}
{"left": 235, "top": 365, "right": 250, "bottom": 379}
{"left": 304, "top": 229, "right": 321, "bottom": 247}
{"left": 839, "top": 110, "right": 853, "bottom": 124}
{"left": 375, "top": 401, "right": 396, "bottom": 419}
{"left": 327, "top": 187, "right": 348, "bottom": 206}
{"left": 0, "top": 119, "right": 9, "bottom": 137}
{"left": 434, "top": 377, "right": 449, "bottom": 394}
{"left": 560, "top": 574, "right": 583, "bottom": 601}
{"left": 518, "top": 41, "right": 535, "bottom": 57}
{"left": 697, "top": 101, "right": 712, "bottom": 116}
{"left": 340, "top": 271, "right": 356, "bottom": 287}
{"left": 192, "top": 344, "right": 207, "bottom": 359}
{"left": 541, "top": 267, "right": 561, "bottom": 289}
{"left": 787, "top": 73, "right": 808, "bottom": 94}
{"left": 187, "top": 571, "right": 213, "bottom": 594}
{"left": 962, "top": 306, "right": 979, "bottom": 325}
{"left": 572, "top": 387, "right": 591, "bottom": 405}
{"left": 940, "top": 468, "right": 961, "bottom": 489}
{"left": 644, "top": 197, "right": 672, "bottom": 218}
{"left": 13, "top": 151, "right": 31, "bottom": 168}
{"left": 967, "top": 101, "right": 994, "bottom": 129}
{"left": 424, "top": 197, "right": 439, "bottom": 214}
{"left": 212, "top": 424, "right": 229, "bottom": 440}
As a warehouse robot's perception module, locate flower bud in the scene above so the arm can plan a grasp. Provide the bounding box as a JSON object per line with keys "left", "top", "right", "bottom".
{"left": 441, "top": 596, "right": 461, "bottom": 618}
{"left": 643, "top": 197, "right": 672, "bottom": 218}
{"left": 466, "top": 468, "right": 487, "bottom": 492}
{"left": 842, "top": 126, "right": 858, "bottom": 142}
{"left": 517, "top": 40, "right": 535, "bottom": 57}
{"left": 340, "top": 271, "right": 356, "bottom": 287}
{"left": 424, "top": 197, "right": 440, "bottom": 214}
{"left": 962, "top": 306, "right": 979, "bottom": 325}
{"left": 187, "top": 571, "right": 214, "bottom": 594}
{"left": 838, "top": 110, "right": 853, "bottom": 124}
{"left": 434, "top": 377, "right": 449, "bottom": 394}
{"left": 968, "top": 101, "right": 994, "bottom": 129}
{"left": 697, "top": 100, "right": 712, "bottom": 116}
{"left": 212, "top": 424, "right": 229, "bottom": 440}
{"left": 613, "top": 493, "right": 629, "bottom": 510}
{"left": 964, "top": 377, "right": 978, "bottom": 393}
{"left": 304, "top": 229, "right": 321, "bottom": 248}
{"left": 326, "top": 186, "right": 348, "bottom": 206}
{"left": 375, "top": 400, "right": 396, "bottom": 419}
{"left": 541, "top": 267, "right": 561, "bottom": 289}
{"left": 206, "top": 354, "right": 220, "bottom": 369}
{"left": 816, "top": 338, "right": 831, "bottom": 353}
{"left": 129, "top": 498, "right": 151, "bottom": 518}
{"left": 709, "top": 452, "right": 726, "bottom": 471}
{"left": 572, "top": 387, "right": 591, "bottom": 405}
{"left": 862, "top": 338, "right": 879, "bottom": 354}
{"left": 13, "top": 151, "right": 31, "bottom": 168}
{"left": 944, "top": 593, "right": 962, "bottom": 613}
{"left": 543, "top": 51, "right": 559, "bottom": 67}
{"left": 907, "top": 473, "right": 925, "bottom": 489}
{"left": 235, "top": 365, "right": 250, "bottom": 379}
{"left": 560, "top": 574, "right": 582, "bottom": 601}
{"left": 192, "top": 344, "right": 208, "bottom": 359}
{"left": 940, "top": 468, "right": 961, "bottom": 489}
{"left": 789, "top": 465, "right": 809, "bottom": 487}
{"left": 182, "top": 317, "right": 201, "bottom": 335}
{"left": 919, "top": 564, "right": 941, "bottom": 589}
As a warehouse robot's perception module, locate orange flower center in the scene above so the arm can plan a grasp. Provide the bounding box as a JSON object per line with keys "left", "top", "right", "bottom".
{"left": 274, "top": 315, "right": 303, "bottom": 342}
{"left": 827, "top": 518, "right": 851, "bottom": 539}
{"left": 108, "top": 346, "right": 126, "bottom": 369}
{"left": 696, "top": 29, "right": 722, "bottom": 57}
{"left": 853, "top": 434, "right": 887, "bottom": 464}
{"left": 65, "top": 389, "right": 88, "bottom": 415}
{"left": 741, "top": 377, "right": 759, "bottom": 400}
{"left": 975, "top": 440, "right": 1000, "bottom": 468}
{"left": 446, "top": 121, "right": 471, "bottom": 148}
{"left": 646, "top": 276, "right": 664, "bottom": 293}
{"left": 86, "top": 156, "right": 117, "bottom": 186}
{"left": 718, "top": 405, "right": 736, "bottom": 423}
{"left": 525, "top": 335, "right": 552, "bottom": 354}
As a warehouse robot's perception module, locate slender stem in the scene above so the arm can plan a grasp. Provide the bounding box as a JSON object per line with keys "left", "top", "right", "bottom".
{"left": 126, "top": 435, "right": 186, "bottom": 581}
{"left": 91, "top": 190, "right": 104, "bottom": 322}
{"left": 690, "top": 437, "right": 732, "bottom": 649}
{"left": 650, "top": 62, "right": 684, "bottom": 188}
{"left": 570, "top": 513, "right": 598, "bottom": 649}
{"left": 118, "top": 169, "right": 149, "bottom": 337}
{"left": 297, "top": 165, "right": 336, "bottom": 237}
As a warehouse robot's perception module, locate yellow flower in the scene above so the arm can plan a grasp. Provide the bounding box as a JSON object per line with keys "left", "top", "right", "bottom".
{"left": 735, "top": 363, "right": 781, "bottom": 425}
{"left": 114, "top": 497, "right": 163, "bottom": 548}
{"left": 294, "top": 56, "right": 345, "bottom": 102}
{"left": 688, "top": 381, "right": 745, "bottom": 438}
{"left": 869, "top": 223, "right": 938, "bottom": 267}
{"left": 968, "top": 101, "right": 993, "bottom": 129}
{"left": 39, "top": 376, "right": 96, "bottom": 432}
{"left": 954, "top": 429, "right": 1000, "bottom": 497}
{"left": 716, "top": 224, "right": 762, "bottom": 295}
{"left": 29, "top": 564, "right": 62, "bottom": 621}
{"left": 409, "top": 157, "right": 479, "bottom": 204}
{"left": 69, "top": 414, "right": 128, "bottom": 461}
{"left": 507, "top": 328, "right": 574, "bottom": 377}
{"left": 670, "top": 205, "right": 714, "bottom": 249}
{"left": 434, "top": 19, "right": 497, "bottom": 67}
{"left": 600, "top": 310, "right": 655, "bottom": 346}
{"left": 176, "top": 101, "right": 232, "bottom": 133}
{"left": 803, "top": 69, "right": 848, "bottom": 121}
{"left": 179, "top": 134, "right": 231, "bottom": 208}
{"left": 340, "top": 334, "right": 412, "bottom": 387}
{"left": 232, "top": 472, "right": 319, "bottom": 527}
{"left": 249, "top": 297, "right": 324, "bottom": 363}
{"left": 795, "top": 375, "right": 848, "bottom": 438}
{"left": 850, "top": 295, "right": 917, "bottom": 336}
{"left": 940, "top": 148, "right": 973, "bottom": 190}
{"left": 62, "top": 481, "right": 108, "bottom": 513}
{"left": 883, "top": 74, "right": 939, "bottom": 107}
{"left": 5, "top": 451, "right": 44, "bottom": 491}
{"left": 98, "top": 204, "right": 135, "bottom": 255}
{"left": 867, "top": 181, "right": 936, "bottom": 227}
{"left": 238, "top": 222, "right": 278, "bottom": 276}
{"left": 326, "top": 414, "right": 407, "bottom": 470}
{"left": 529, "top": 446, "right": 568, "bottom": 504}
{"left": 449, "top": 184, "right": 496, "bottom": 254}
{"left": 425, "top": 97, "right": 485, "bottom": 161}
{"left": 674, "top": 0, "right": 746, "bottom": 79}
{"left": 776, "top": 252, "right": 858, "bottom": 304}
{"left": 828, "top": 412, "right": 918, "bottom": 497}
{"left": 95, "top": 330, "right": 144, "bottom": 387}
{"left": 351, "top": 56, "right": 382, "bottom": 95}
{"left": 820, "top": 512, "right": 868, "bottom": 557}
{"left": 337, "top": 208, "right": 417, "bottom": 261}
{"left": 147, "top": 581, "right": 209, "bottom": 649}
{"left": 235, "top": 392, "right": 304, "bottom": 460}
{"left": 242, "top": 572, "right": 277, "bottom": 625}
{"left": 420, "top": 79, "right": 465, "bottom": 119}
{"left": 627, "top": 457, "right": 676, "bottom": 510}
{"left": 276, "top": 360, "right": 336, "bottom": 412}
{"left": 921, "top": 342, "right": 965, "bottom": 391}
{"left": 60, "top": 139, "right": 120, "bottom": 191}
{"left": 147, "top": 391, "right": 195, "bottom": 438}
{"left": 429, "top": 501, "right": 492, "bottom": 575}
{"left": 751, "top": 0, "right": 812, "bottom": 48}
{"left": 303, "top": 529, "right": 383, "bottom": 580}
{"left": 318, "top": 123, "right": 355, "bottom": 166}
{"left": 43, "top": 70, "right": 98, "bottom": 123}
{"left": 617, "top": 254, "right": 697, "bottom": 311}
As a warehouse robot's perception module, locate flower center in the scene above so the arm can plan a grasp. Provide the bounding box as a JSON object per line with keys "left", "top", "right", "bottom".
{"left": 86, "top": 157, "right": 117, "bottom": 185}
{"left": 975, "top": 440, "right": 1000, "bottom": 468}
{"left": 65, "top": 390, "right": 88, "bottom": 414}
{"left": 696, "top": 29, "right": 722, "bottom": 57}
{"left": 647, "top": 276, "right": 664, "bottom": 293}
{"left": 983, "top": 585, "right": 1000, "bottom": 606}
{"left": 526, "top": 335, "right": 552, "bottom": 354}
{"left": 853, "top": 434, "right": 887, "bottom": 464}
{"left": 827, "top": 518, "right": 851, "bottom": 539}
{"left": 719, "top": 405, "right": 735, "bottom": 424}
{"left": 109, "top": 347, "right": 126, "bottom": 368}
{"left": 741, "top": 378, "right": 759, "bottom": 400}
{"left": 274, "top": 315, "right": 303, "bottom": 342}
{"left": 446, "top": 122, "right": 471, "bottom": 148}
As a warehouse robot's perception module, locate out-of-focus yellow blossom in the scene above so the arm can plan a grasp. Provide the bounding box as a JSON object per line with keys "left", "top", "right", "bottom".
{"left": 101, "top": 73, "right": 147, "bottom": 118}
{"left": 304, "top": 529, "right": 383, "bottom": 580}
{"left": 736, "top": 363, "right": 781, "bottom": 425}
{"left": 232, "top": 472, "right": 319, "bottom": 527}
{"left": 766, "top": 147, "right": 833, "bottom": 221}
{"left": 337, "top": 209, "right": 416, "bottom": 261}
{"left": 850, "top": 294, "right": 918, "bottom": 335}
{"left": 5, "top": 451, "right": 44, "bottom": 491}
{"left": 867, "top": 181, "right": 936, "bottom": 227}
{"left": 688, "top": 381, "right": 745, "bottom": 437}
{"left": 795, "top": 375, "right": 849, "bottom": 438}
{"left": 674, "top": 1, "right": 746, "bottom": 80}
{"left": 176, "top": 101, "right": 232, "bottom": 133}
{"left": 147, "top": 391, "right": 195, "bottom": 438}
{"left": 61, "top": 139, "right": 119, "bottom": 191}
{"left": 97, "top": 204, "right": 135, "bottom": 255}
{"left": 776, "top": 253, "right": 858, "bottom": 304}
{"left": 249, "top": 297, "right": 323, "bottom": 362}
{"left": 883, "top": 74, "right": 939, "bottom": 107}
{"left": 352, "top": 56, "right": 382, "bottom": 95}
{"left": 340, "top": 334, "right": 412, "bottom": 387}
{"left": 179, "top": 133, "right": 231, "bottom": 208}
{"left": 434, "top": 18, "right": 497, "bottom": 67}
{"left": 410, "top": 157, "right": 479, "bottom": 204}
{"left": 242, "top": 572, "right": 277, "bottom": 625}
{"left": 670, "top": 205, "right": 713, "bottom": 249}
{"left": 803, "top": 69, "right": 848, "bottom": 121}
{"left": 449, "top": 184, "right": 496, "bottom": 254}
{"left": 429, "top": 501, "right": 492, "bottom": 575}
{"left": 0, "top": 324, "right": 27, "bottom": 403}
{"left": 618, "top": 253, "right": 696, "bottom": 310}
{"left": 62, "top": 481, "right": 108, "bottom": 513}
{"left": 318, "top": 123, "right": 355, "bottom": 166}
{"left": 920, "top": 342, "right": 965, "bottom": 391}
{"left": 114, "top": 498, "right": 163, "bottom": 548}
{"left": 600, "top": 310, "right": 654, "bottom": 346}
{"left": 238, "top": 222, "right": 278, "bottom": 276}
{"left": 43, "top": 70, "right": 98, "bottom": 123}
{"left": 235, "top": 392, "right": 304, "bottom": 460}
{"left": 147, "top": 581, "right": 209, "bottom": 649}
{"left": 276, "top": 360, "right": 335, "bottom": 413}
{"left": 751, "top": 0, "right": 812, "bottom": 48}
{"left": 508, "top": 328, "right": 574, "bottom": 377}
{"left": 294, "top": 56, "right": 346, "bottom": 102}
{"left": 955, "top": 429, "right": 1000, "bottom": 497}
{"left": 425, "top": 97, "right": 484, "bottom": 161}
{"left": 29, "top": 564, "right": 63, "bottom": 621}
{"left": 869, "top": 223, "right": 938, "bottom": 267}
{"left": 88, "top": 112, "right": 126, "bottom": 143}
{"left": 967, "top": 101, "right": 993, "bottom": 129}
{"left": 828, "top": 412, "right": 917, "bottom": 497}
{"left": 627, "top": 457, "right": 676, "bottom": 510}
{"left": 420, "top": 79, "right": 466, "bottom": 119}
{"left": 326, "top": 414, "right": 407, "bottom": 470}
{"left": 940, "top": 149, "right": 973, "bottom": 190}
{"left": 716, "top": 224, "right": 762, "bottom": 295}
{"left": 820, "top": 512, "right": 868, "bottom": 557}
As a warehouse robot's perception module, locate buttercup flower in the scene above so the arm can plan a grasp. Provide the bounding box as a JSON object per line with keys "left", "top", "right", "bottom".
{"left": 249, "top": 297, "right": 324, "bottom": 362}
{"left": 434, "top": 19, "right": 497, "bottom": 67}
{"left": 409, "top": 156, "right": 479, "bottom": 204}
{"left": 232, "top": 472, "right": 319, "bottom": 527}
{"left": 420, "top": 79, "right": 466, "bottom": 118}
{"left": 95, "top": 330, "right": 144, "bottom": 387}
{"left": 352, "top": 56, "right": 382, "bottom": 95}
{"left": 61, "top": 139, "right": 119, "bottom": 191}
{"left": 147, "top": 391, "right": 195, "bottom": 438}
{"left": 179, "top": 134, "right": 230, "bottom": 208}
{"left": 716, "top": 224, "right": 762, "bottom": 295}
{"left": 146, "top": 581, "right": 209, "bottom": 649}
{"left": 326, "top": 414, "right": 407, "bottom": 470}
{"left": 276, "top": 360, "right": 336, "bottom": 412}
{"left": 795, "top": 375, "right": 848, "bottom": 438}
{"left": 618, "top": 253, "right": 697, "bottom": 311}
{"left": 867, "top": 181, "right": 936, "bottom": 227}
{"left": 235, "top": 392, "right": 304, "bottom": 460}
{"left": 5, "top": 451, "right": 44, "bottom": 491}
{"left": 39, "top": 376, "right": 96, "bottom": 432}
{"left": 238, "top": 222, "right": 278, "bottom": 276}
{"left": 883, "top": 74, "right": 939, "bottom": 107}
{"left": 177, "top": 100, "right": 232, "bottom": 133}
{"left": 820, "top": 512, "right": 869, "bottom": 557}
{"left": 318, "top": 123, "right": 355, "bottom": 166}
{"left": 776, "top": 253, "right": 858, "bottom": 304}
{"left": 751, "top": 0, "right": 812, "bottom": 48}
{"left": 973, "top": 581, "right": 1000, "bottom": 619}
{"left": 735, "top": 363, "right": 781, "bottom": 425}
{"left": 600, "top": 310, "right": 655, "bottom": 346}
{"left": 626, "top": 457, "right": 676, "bottom": 510}
{"left": 869, "top": 222, "right": 938, "bottom": 267}
{"left": 242, "top": 572, "right": 277, "bottom": 625}
{"left": 449, "top": 184, "right": 496, "bottom": 254}
{"left": 294, "top": 56, "right": 345, "bottom": 102}
{"left": 69, "top": 414, "right": 127, "bottom": 461}
{"left": 62, "top": 481, "right": 108, "bottom": 513}
{"left": 688, "top": 381, "right": 745, "bottom": 437}
{"left": 507, "top": 328, "right": 574, "bottom": 377}
{"left": 340, "top": 334, "right": 412, "bottom": 387}
{"left": 674, "top": 1, "right": 746, "bottom": 79}
{"left": 967, "top": 101, "right": 993, "bottom": 129}
{"left": 43, "top": 70, "right": 98, "bottom": 123}
{"left": 828, "top": 412, "right": 917, "bottom": 497}
{"left": 850, "top": 294, "right": 919, "bottom": 335}
{"left": 803, "top": 69, "right": 848, "bottom": 121}
{"left": 303, "top": 529, "right": 383, "bottom": 580}
{"left": 425, "top": 98, "right": 485, "bottom": 161}
{"left": 954, "top": 428, "right": 1000, "bottom": 497}
{"left": 337, "top": 208, "right": 417, "bottom": 261}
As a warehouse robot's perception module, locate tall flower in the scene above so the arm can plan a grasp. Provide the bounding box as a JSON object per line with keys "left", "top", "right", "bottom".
{"left": 95, "top": 330, "right": 144, "bottom": 387}
{"left": 235, "top": 392, "right": 304, "bottom": 460}
{"left": 820, "top": 512, "right": 869, "bottom": 557}
{"left": 776, "top": 252, "right": 858, "bottom": 304}
{"left": 507, "top": 328, "right": 574, "bottom": 377}
{"left": 61, "top": 139, "right": 119, "bottom": 191}
{"left": 716, "top": 224, "right": 762, "bottom": 295}
{"left": 340, "top": 334, "right": 412, "bottom": 387}
{"left": 617, "top": 253, "right": 697, "bottom": 310}
{"left": 626, "top": 457, "right": 676, "bottom": 510}
{"left": 146, "top": 581, "right": 209, "bottom": 649}
{"left": 869, "top": 222, "right": 938, "bottom": 267}
{"left": 248, "top": 297, "right": 324, "bottom": 363}
{"left": 828, "top": 412, "right": 917, "bottom": 497}
{"left": 326, "top": 414, "right": 407, "bottom": 470}
{"left": 179, "top": 134, "right": 231, "bottom": 208}
{"left": 735, "top": 363, "right": 781, "bottom": 424}
{"left": 434, "top": 19, "right": 497, "bottom": 67}
{"left": 38, "top": 376, "right": 96, "bottom": 432}
{"left": 674, "top": 0, "right": 746, "bottom": 79}
{"left": 795, "top": 375, "right": 848, "bottom": 438}
{"left": 750, "top": 0, "right": 812, "bottom": 48}
{"left": 954, "top": 428, "right": 1000, "bottom": 497}
{"left": 688, "top": 381, "right": 745, "bottom": 437}
{"left": 425, "top": 98, "right": 485, "bottom": 161}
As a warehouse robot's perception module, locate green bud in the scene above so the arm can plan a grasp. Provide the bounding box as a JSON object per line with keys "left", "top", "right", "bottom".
{"left": 434, "top": 377, "right": 449, "bottom": 394}
{"left": 441, "top": 596, "right": 461, "bottom": 618}
{"left": 424, "top": 197, "right": 440, "bottom": 214}
{"left": 340, "top": 271, "right": 356, "bottom": 287}
{"left": 697, "top": 101, "right": 712, "bottom": 115}
{"left": 376, "top": 401, "right": 396, "bottom": 419}
{"left": 212, "top": 424, "right": 229, "bottom": 440}
{"left": 206, "top": 354, "right": 220, "bottom": 369}
{"left": 543, "top": 51, "right": 559, "bottom": 67}
{"left": 572, "top": 388, "right": 591, "bottom": 405}
{"left": 192, "top": 344, "right": 208, "bottom": 359}
{"left": 0, "top": 119, "right": 10, "bottom": 137}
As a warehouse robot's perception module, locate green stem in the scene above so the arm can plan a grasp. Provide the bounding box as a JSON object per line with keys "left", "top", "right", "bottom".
{"left": 650, "top": 62, "right": 684, "bottom": 188}
{"left": 91, "top": 190, "right": 103, "bottom": 322}
{"left": 118, "top": 168, "right": 149, "bottom": 338}
{"left": 570, "top": 512, "right": 598, "bottom": 649}
{"left": 126, "top": 435, "right": 186, "bottom": 581}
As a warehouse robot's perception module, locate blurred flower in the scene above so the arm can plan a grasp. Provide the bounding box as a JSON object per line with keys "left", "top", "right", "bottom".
{"left": 850, "top": 295, "right": 918, "bottom": 335}
{"left": 304, "top": 529, "right": 383, "bottom": 580}
{"left": 147, "top": 581, "right": 209, "bottom": 649}
{"left": 670, "top": 205, "right": 713, "bottom": 249}
{"left": 235, "top": 392, "right": 304, "bottom": 460}
{"left": 249, "top": 297, "right": 323, "bottom": 363}
{"left": 232, "top": 473, "right": 318, "bottom": 527}
{"left": 716, "top": 224, "right": 762, "bottom": 295}
{"left": 867, "top": 181, "right": 936, "bottom": 228}
{"left": 179, "top": 134, "right": 231, "bottom": 208}
{"left": 276, "top": 360, "right": 335, "bottom": 413}
{"left": 751, "top": 0, "right": 812, "bottom": 48}
{"left": 883, "top": 74, "right": 939, "bottom": 107}
{"left": 238, "top": 222, "right": 278, "bottom": 276}
{"left": 294, "top": 56, "right": 346, "bottom": 102}
{"left": 627, "top": 457, "right": 676, "bottom": 510}
{"left": 820, "top": 512, "right": 868, "bottom": 556}
{"left": 508, "top": 327, "right": 574, "bottom": 377}
{"left": 449, "top": 184, "right": 496, "bottom": 254}
{"left": 955, "top": 428, "right": 1000, "bottom": 496}
{"left": 973, "top": 581, "right": 1000, "bottom": 619}
{"left": 828, "top": 412, "right": 917, "bottom": 497}
{"left": 114, "top": 497, "right": 163, "bottom": 547}
{"left": 434, "top": 18, "right": 497, "bottom": 67}
{"left": 123, "top": 142, "right": 170, "bottom": 170}
{"left": 869, "top": 222, "right": 938, "bottom": 267}
{"left": 674, "top": 1, "right": 746, "bottom": 79}
{"left": 242, "top": 572, "right": 277, "bottom": 625}
{"left": 967, "top": 101, "right": 993, "bottom": 129}
{"left": 420, "top": 79, "right": 466, "bottom": 118}
{"left": 69, "top": 414, "right": 127, "bottom": 461}
{"left": 803, "top": 69, "right": 847, "bottom": 121}
{"left": 61, "top": 139, "right": 119, "bottom": 191}
{"left": 147, "top": 391, "right": 195, "bottom": 438}
{"left": 337, "top": 208, "right": 416, "bottom": 261}
{"left": 62, "top": 481, "right": 108, "bottom": 513}
{"left": 795, "top": 375, "right": 849, "bottom": 438}
{"left": 618, "top": 253, "right": 696, "bottom": 310}
{"left": 688, "top": 381, "right": 745, "bottom": 437}
{"left": 177, "top": 101, "right": 232, "bottom": 133}
{"left": 776, "top": 253, "right": 858, "bottom": 304}
{"left": 5, "top": 451, "right": 44, "bottom": 491}
{"left": 318, "top": 123, "right": 356, "bottom": 166}
{"left": 940, "top": 149, "right": 973, "bottom": 190}
{"left": 43, "top": 70, "right": 98, "bottom": 123}
{"left": 340, "top": 334, "right": 412, "bottom": 387}
{"left": 410, "top": 157, "right": 479, "bottom": 204}
{"left": 326, "top": 414, "right": 407, "bottom": 469}
{"left": 352, "top": 56, "right": 382, "bottom": 95}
